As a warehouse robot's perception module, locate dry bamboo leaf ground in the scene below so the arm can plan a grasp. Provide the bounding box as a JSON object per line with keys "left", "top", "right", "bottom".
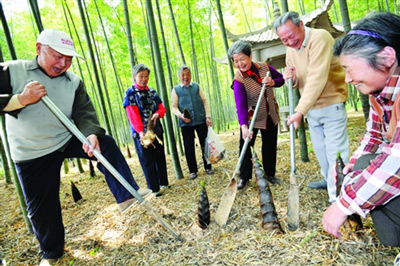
{"left": 0, "top": 110, "right": 398, "bottom": 265}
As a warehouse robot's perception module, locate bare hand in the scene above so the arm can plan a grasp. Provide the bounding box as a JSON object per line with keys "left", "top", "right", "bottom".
{"left": 151, "top": 113, "right": 160, "bottom": 126}
{"left": 206, "top": 117, "right": 212, "bottom": 127}
{"left": 262, "top": 76, "right": 275, "bottom": 87}
{"left": 180, "top": 114, "right": 191, "bottom": 123}
{"left": 283, "top": 67, "right": 297, "bottom": 84}
{"left": 241, "top": 125, "right": 253, "bottom": 141}
{"left": 322, "top": 202, "right": 348, "bottom": 238}
{"left": 287, "top": 112, "right": 302, "bottom": 130}
{"left": 19, "top": 81, "right": 47, "bottom": 106}
{"left": 83, "top": 134, "right": 100, "bottom": 157}
{"left": 331, "top": 163, "right": 354, "bottom": 184}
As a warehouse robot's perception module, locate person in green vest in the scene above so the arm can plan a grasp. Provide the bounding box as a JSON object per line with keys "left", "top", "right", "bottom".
{"left": 171, "top": 65, "right": 214, "bottom": 179}
{"left": 0, "top": 29, "right": 150, "bottom": 265}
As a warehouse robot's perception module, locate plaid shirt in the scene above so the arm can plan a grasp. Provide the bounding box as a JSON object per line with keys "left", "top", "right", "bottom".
{"left": 337, "top": 72, "right": 400, "bottom": 217}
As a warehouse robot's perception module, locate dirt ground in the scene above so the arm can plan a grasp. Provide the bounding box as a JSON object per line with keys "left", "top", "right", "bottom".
{"left": 0, "top": 110, "right": 398, "bottom": 265}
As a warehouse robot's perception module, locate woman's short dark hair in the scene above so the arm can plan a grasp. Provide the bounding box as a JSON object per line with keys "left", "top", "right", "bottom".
{"left": 333, "top": 12, "right": 400, "bottom": 71}
{"left": 132, "top": 64, "right": 151, "bottom": 76}
{"left": 228, "top": 40, "right": 252, "bottom": 61}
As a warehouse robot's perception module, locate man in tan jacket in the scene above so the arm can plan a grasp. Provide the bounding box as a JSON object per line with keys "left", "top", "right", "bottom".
{"left": 274, "top": 11, "right": 349, "bottom": 202}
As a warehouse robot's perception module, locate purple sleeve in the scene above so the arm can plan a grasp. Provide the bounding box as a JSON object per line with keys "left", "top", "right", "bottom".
{"left": 269, "top": 65, "right": 284, "bottom": 87}
{"left": 233, "top": 80, "right": 248, "bottom": 126}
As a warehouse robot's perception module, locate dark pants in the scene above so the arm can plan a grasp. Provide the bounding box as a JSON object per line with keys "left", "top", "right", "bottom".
{"left": 181, "top": 123, "right": 211, "bottom": 173}
{"left": 354, "top": 154, "right": 400, "bottom": 247}
{"left": 133, "top": 136, "right": 168, "bottom": 192}
{"left": 15, "top": 135, "right": 139, "bottom": 259}
{"left": 239, "top": 117, "right": 278, "bottom": 181}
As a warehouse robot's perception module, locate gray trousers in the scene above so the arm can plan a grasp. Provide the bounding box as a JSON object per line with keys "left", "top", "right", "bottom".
{"left": 354, "top": 154, "right": 400, "bottom": 247}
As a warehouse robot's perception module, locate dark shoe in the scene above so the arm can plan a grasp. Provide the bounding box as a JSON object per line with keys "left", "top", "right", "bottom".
{"left": 308, "top": 179, "right": 327, "bottom": 189}
{"left": 237, "top": 179, "right": 247, "bottom": 190}
{"left": 205, "top": 169, "right": 215, "bottom": 175}
{"left": 152, "top": 191, "right": 163, "bottom": 197}
{"left": 189, "top": 173, "right": 197, "bottom": 180}
{"left": 267, "top": 176, "right": 277, "bottom": 184}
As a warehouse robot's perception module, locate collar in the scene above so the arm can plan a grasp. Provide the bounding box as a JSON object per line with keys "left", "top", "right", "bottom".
{"left": 29, "top": 57, "right": 71, "bottom": 80}
{"left": 239, "top": 62, "right": 260, "bottom": 78}
{"left": 134, "top": 83, "right": 148, "bottom": 91}
{"left": 296, "top": 26, "right": 310, "bottom": 53}
{"left": 180, "top": 82, "right": 192, "bottom": 87}
{"left": 373, "top": 67, "right": 400, "bottom": 102}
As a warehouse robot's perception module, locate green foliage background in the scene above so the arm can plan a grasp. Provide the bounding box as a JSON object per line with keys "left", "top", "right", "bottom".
{"left": 0, "top": 0, "right": 398, "bottom": 141}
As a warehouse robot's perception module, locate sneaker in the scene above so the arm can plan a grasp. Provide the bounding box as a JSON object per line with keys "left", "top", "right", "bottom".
{"left": 118, "top": 197, "right": 137, "bottom": 213}
{"left": 138, "top": 188, "right": 152, "bottom": 198}
{"left": 189, "top": 173, "right": 197, "bottom": 180}
{"left": 308, "top": 179, "right": 327, "bottom": 189}
{"left": 118, "top": 188, "right": 152, "bottom": 213}
{"left": 39, "top": 258, "right": 58, "bottom": 266}
{"left": 152, "top": 191, "right": 163, "bottom": 197}
{"left": 205, "top": 169, "right": 215, "bottom": 175}
{"left": 394, "top": 253, "right": 400, "bottom": 266}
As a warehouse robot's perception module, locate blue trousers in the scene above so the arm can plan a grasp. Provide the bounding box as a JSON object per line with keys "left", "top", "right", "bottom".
{"left": 15, "top": 135, "right": 139, "bottom": 259}
{"left": 181, "top": 123, "right": 211, "bottom": 173}
{"left": 239, "top": 116, "right": 278, "bottom": 181}
{"left": 133, "top": 135, "right": 168, "bottom": 192}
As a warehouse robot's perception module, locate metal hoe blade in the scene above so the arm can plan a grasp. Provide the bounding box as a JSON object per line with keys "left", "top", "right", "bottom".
{"left": 215, "top": 74, "right": 270, "bottom": 226}
{"left": 286, "top": 78, "right": 300, "bottom": 230}
{"left": 41, "top": 96, "right": 182, "bottom": 240}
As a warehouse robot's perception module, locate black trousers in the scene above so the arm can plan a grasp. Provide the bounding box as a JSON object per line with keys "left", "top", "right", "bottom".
{"left": 15, "top": 135, "right": 140, "bottom": 259}
{"left": 354, "top": 153, "right": 400, "bottom": 247}
{"left": 239, "top": 117, "right": 278, "bottom": 181}
{"left": 133, "top": 135, "right": 168, "bottom": 192}
{"left": 181, "top": 123, "right": 211, "bottom": 173}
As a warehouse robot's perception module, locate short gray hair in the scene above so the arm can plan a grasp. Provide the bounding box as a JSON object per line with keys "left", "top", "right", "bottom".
{"left": 177, "top": 65, "right": 191, "bottom": 77}
{"left": 132, "top": 64, "right": 151, "bottom": 76}
{"left": 227, "top": 40, "right": 252, "bottom": 61}
{"left": 273, "top": 11, "right": 301, "bottom": 33}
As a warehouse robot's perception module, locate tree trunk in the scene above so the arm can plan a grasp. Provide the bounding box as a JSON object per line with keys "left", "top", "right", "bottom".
{"left": 28, "top": 0, "right": 44, "bottom": 32}
{"left": 76, "top": 0, "right": 112, "bottom": 135}
{"left": 215, "top": 0, "right": 235, "bottom": 80}
{"left": 0, "top": 136, "right": 11, "bottom": 183}
{"left": 122, "top": 0, "right": 138, "bottom": 79}
{"left": 76, "top": 158, "right": 84, "bottom": 174}
{"left": 338, "top": 0, "right": 351, "bottom": 33}
{"left": 155, "top": 0, "right": 184, "bottom": 155}
{"left": 167, "top": 0, "right": 186, "bottom": 65}
{"left": 360, "top": 92, "right": 370, "bottom": 121}
{"left": 187, "top": 0, "right": 200, "bottom": 83}
{"left": 294, "top": 89, "right": 309, "bottom": 162}
{"left": 145, "top": 0, "right": 184, "bottom": 179}
{"left": 82, "top": 1, "right": 119, "bottom": 144}
{"left": 63, "top": 159, "right": 69, "bottom": 174}
{"left": 281, "top": 0, "right": 289, "bottom": 13}
{"left": 0, "top": 1, "right": 32, "bottom": 233}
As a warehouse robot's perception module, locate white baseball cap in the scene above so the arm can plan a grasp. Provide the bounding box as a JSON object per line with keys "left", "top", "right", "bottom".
{"left": 37, "top": 29, "right": 84, "bottom": 59}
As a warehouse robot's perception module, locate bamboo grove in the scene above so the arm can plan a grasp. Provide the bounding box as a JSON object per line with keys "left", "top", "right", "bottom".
{"left": 0, "top": 0, "right": 399, "bottom": 232}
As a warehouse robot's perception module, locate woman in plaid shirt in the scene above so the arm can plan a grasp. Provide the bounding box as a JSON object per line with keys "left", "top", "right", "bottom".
{"left": 322, "top": 12, "right": 400, "bottom": 249}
